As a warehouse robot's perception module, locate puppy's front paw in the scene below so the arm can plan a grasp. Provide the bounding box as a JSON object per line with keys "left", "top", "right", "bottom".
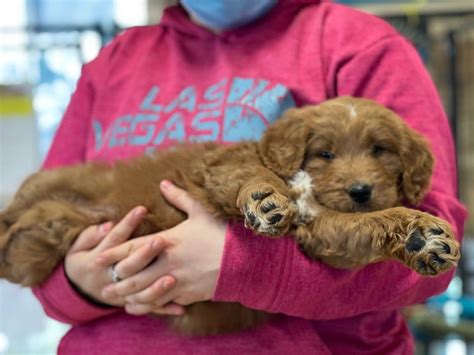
{"left": 239, "top": 185, "right": 295, "bottom": 237}
{"left": 401, "top": 215, "right": 460, "bottom": 276}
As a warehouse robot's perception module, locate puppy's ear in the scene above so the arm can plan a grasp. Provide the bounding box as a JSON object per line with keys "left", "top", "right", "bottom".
{"left": 258, "top": 108, "right": 313, "bottom": 178}
{"left": 400, "top": 128, "right": 434, "bottom": 205}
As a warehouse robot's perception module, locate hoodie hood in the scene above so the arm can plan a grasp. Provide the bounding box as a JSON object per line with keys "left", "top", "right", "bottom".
{"left": 160, "top": 0, "right": 329, "bottom": 41}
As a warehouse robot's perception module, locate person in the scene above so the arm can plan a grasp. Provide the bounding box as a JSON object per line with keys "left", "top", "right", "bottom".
{"left": 33, "top": 0, "right": 467, "bottom": 353}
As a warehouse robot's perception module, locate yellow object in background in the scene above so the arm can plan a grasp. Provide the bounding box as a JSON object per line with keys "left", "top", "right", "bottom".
{"left": 401, "top": 0, "right": 428, "bottom": 26}
{"left": 0, "top": 84, "right": 39, "bottom": 206}
{"left": 0, "top": 85, "right": 33, "bottom": 117}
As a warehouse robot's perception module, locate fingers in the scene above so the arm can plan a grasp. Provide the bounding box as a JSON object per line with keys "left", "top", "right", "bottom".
{"left": 126, "top": 302, "right": 185, "bottom": 316}
{"left": 101, "top": 258, "right": 169, "bottom": 299}
{"left": 100, "top": 238, "right": 168, "bottom": 280}
{"left": 95, "top": 236, "right": 150, "bottom": 267}
{"left": 160, "top": 180, "right": 199, "bottom": 216}
{"left": 68, "top": 223, "right": 112, "bottom": 253}
{"left": 97, "top": 206, "right": 147, "bottom": 252}
{"left": 124, "top": 276, "right": 176, "bottom": 305}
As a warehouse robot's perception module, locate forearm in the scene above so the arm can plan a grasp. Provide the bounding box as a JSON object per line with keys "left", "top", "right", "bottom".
{"left": 32, "top": 263, "right": 118, "bottom": 325}
{"left": 296, "top": 206, "right": 459, "bottom": 275}
{"left": 213, "top": 189, "right": 465, "bottom": 321}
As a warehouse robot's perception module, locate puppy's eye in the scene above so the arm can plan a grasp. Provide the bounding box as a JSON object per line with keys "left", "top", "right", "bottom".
{"left": 318, "top": 151, "right": 335, "bottom": 160}
{"left": 371, "top": 145, "right": 385, "bottom": 157}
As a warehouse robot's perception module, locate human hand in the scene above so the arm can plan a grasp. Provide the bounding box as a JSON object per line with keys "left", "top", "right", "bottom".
{"left": 64, "top": 206, "right": 170, "bottom": 307}
{"left": 97, "top": 180, "right": 227, "bottom": 316}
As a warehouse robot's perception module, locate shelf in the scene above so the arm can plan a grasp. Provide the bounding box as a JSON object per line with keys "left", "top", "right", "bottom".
{"left": 355, "top": 1, "right": 474, "bottom": 17}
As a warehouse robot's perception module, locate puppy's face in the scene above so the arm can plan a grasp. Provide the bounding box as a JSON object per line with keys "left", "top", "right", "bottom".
{"left": 260, "top": 97, "right": 434, "bottom": 212}
{"left": 301, "top": 100, "right": 406, "bottom": 212}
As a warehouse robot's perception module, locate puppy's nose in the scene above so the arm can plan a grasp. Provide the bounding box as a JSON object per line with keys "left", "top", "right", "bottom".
{"left": 348, "top": 183, "right": 373, "bottom": 203}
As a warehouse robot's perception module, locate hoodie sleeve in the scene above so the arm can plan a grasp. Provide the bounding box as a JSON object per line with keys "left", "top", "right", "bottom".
{"left": 31, "top": 264, "right": 117, "bottom": 325}
{"left": 212, "top": 35, "right": 467, "bottom": 320}
{"left": 31, "top": 67, "right": 120, "bottom": 324}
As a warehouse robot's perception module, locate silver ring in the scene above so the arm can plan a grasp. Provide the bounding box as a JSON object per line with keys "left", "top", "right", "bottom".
{"left": 109, "top": 264, "right": 122, "bottom": 283}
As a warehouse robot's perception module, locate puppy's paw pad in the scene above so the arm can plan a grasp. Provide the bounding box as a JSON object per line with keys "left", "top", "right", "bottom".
{"left": 406, "top": 230, "right": 426, "bottom": 252}
{"left": 260, "top": 203, "right": 276, "bottom": 214}
{"left": 268, "top": 213, "right": 283, "bottom": 224}
{"left": 244, "top": 211, "right": 259, "bottom": 228}
{"left": 251, "top": 191, "right": 272, "bottom": 201}
{"left": 242, "top": 187, "right": 294, "bottom": 237}
{"left": 403, "top": 218, "right": 460, "bottom": 276}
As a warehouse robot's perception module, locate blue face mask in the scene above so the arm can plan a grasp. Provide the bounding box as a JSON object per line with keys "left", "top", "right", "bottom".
{"left": 181, "top": 0, "right": 278, "bottom": 31}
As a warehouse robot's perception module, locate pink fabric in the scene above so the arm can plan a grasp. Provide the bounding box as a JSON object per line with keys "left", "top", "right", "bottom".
{"left": 32, "top": 264, "right": 116, "bottom": 324}
{"left": 32, "top": 1, "right": 467, "bottom": 354}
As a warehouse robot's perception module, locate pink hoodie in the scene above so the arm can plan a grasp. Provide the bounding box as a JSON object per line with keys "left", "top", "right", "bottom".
{"left": 33, "top": 1, "right": 467, "bottom": 354}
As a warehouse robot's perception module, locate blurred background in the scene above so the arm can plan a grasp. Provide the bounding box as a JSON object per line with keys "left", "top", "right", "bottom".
{"left": 0, "top": 0, "right": 473, "bottom": 354}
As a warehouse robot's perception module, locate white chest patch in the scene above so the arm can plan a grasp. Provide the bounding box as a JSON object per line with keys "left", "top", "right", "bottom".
{"left": 349, "top": 105, "right": 357, "bottom": 119}
{"left": 287, "top": 170, "right": 322, "bottom": 224}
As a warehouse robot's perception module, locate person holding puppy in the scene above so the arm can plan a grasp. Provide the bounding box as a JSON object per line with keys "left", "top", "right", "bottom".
{"left": 33, "top": 0, "right": 467, "bottom": 353}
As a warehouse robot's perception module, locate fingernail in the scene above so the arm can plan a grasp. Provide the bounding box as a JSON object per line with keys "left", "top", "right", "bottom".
{"left": 151, "top": 239, "right": 161, "bottom": 250}
{"left": 134, "top": 206, "right": 146, "bottom": 218}
{"left": 163, "top": 278, "right": 174, "bottom": 289}
{"left": 169, "top": 305, "right": 184, "bottom": 316}
{"left": 125, "top": 304, "right": 138, "bottom": 314}
{"left": 99, "top": 222, "right": 112, "bottom": 233}
{"left": 161, "top": 180, "right": 173, "bottom": 190}
{"left": 174, "top": 308, "right": 185, "bottom": 316}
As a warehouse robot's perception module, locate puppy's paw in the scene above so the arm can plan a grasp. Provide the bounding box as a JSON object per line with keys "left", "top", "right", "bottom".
{"left": 401, "top": 215, "right": 460, "bottom": 276}
{"left": 239, "top": 185, "right": 295, "bottom": 237}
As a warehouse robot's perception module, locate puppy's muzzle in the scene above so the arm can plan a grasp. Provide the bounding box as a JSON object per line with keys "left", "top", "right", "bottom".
{"left": 348, "top": 183, "right": 373, "bottom": 204}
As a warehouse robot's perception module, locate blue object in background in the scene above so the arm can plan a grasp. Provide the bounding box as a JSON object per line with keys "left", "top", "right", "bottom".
{"left": 25, "top": 0, "right": 114, "bottom": 157}
{"left": 428, "top": 294, "right": 474, "bottom": 320}
{"left": 26, "top": 0, "right": 114, "bottom": 29}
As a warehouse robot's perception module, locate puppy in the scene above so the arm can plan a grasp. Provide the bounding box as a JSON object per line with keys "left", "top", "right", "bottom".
{"left": 0, "top": 97, "right": 460, "bottom": 335}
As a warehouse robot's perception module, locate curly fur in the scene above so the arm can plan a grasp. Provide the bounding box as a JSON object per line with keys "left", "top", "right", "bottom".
{"left": 0, "top": 96, "right": 460, "bottom": 335}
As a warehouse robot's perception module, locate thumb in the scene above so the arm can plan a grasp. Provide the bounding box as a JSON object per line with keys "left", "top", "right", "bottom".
{"left": 160, "top": 180, "right": 199, "bottom": 216}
